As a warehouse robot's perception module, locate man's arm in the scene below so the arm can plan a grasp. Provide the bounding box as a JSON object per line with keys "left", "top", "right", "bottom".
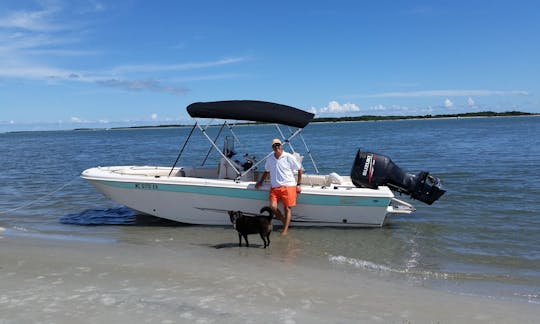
{"left": 296, "top": 169, "right": 302, "bottom": 193}
{"left": 255, "top": 171, "right": 268, "bottom": 188}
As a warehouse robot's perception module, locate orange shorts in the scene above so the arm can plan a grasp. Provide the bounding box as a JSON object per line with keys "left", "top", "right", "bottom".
{"left": 269, "top": 186, "right": 297, "bottom": 207}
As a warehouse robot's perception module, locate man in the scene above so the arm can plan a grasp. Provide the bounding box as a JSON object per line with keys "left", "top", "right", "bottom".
{"left": 255, "top": 138, "right": 302, "bottom": 235}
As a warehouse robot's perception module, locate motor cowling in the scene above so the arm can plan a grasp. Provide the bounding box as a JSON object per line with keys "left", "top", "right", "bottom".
{"left": 350, "top": 149, "right": 445, "bottom": 205}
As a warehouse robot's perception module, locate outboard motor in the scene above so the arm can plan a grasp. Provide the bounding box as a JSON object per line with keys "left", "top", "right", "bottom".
{"left": 350, "top": 149, "right": 445, "bottom": 205}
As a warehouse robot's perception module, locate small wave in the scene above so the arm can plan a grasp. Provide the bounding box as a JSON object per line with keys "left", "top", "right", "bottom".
{"left": 512, "top": 293, "right": 540, "bottom": 304}
{"left": 0, "top": 226, "right": 114, "bottom": 243}
{"left": 328, "top": 255, "right": 451, "bottom": 280}
{"left": 405, "top": 238, "right": 420, "bottom": 271}
{"left": 328, "top": 254, "right": 540, "bottom": 288}
{"left": 328, "top": 255, "right": 394, "bottom": 272}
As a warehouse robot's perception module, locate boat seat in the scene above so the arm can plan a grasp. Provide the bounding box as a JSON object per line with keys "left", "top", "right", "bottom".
{"left": 302, "top": 174, "right": 327, "bottom": 186}
{"left": 302, "top": 173, "right": 346, "bottom": 187}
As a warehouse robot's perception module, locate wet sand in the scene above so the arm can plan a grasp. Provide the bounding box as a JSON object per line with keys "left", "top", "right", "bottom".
{"left": 1, "top": 235, "right": 538, "bottom": 323}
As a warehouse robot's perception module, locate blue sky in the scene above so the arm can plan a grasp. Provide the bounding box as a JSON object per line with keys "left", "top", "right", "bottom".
{"left": 1, "top": 0, "right": 539, "bottom": 131}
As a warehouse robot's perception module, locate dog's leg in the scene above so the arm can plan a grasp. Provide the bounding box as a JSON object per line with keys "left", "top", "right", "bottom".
{"left": 243, "top": 234, "right": 249, "bottom": 247}
{"left": 266, "top": 233, "right": 270, "bottom": 247}
{"left": 259, "top": 233, "right": 267, "bottom": 248}
{"left": 238, "top": 233, "right": 242, "bottom": 247}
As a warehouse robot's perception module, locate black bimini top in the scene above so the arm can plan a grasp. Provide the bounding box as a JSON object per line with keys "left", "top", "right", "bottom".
{"left": 187, "top": 100, "right": 315, "bottom": 128}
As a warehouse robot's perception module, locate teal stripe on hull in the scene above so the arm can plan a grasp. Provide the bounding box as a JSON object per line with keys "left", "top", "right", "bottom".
{"left": 297, "top": 194, "right": 390, "bottom": 207}
{"left": 98, "top": 180, "right": 390, "bottom": 207}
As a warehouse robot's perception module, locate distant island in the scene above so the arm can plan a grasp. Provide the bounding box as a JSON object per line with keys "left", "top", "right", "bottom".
{"left": 73, "top": 110, "right": 538, "bottom": 131}
{"left": 311, "top": 110, "right": 538, "bottom": 123}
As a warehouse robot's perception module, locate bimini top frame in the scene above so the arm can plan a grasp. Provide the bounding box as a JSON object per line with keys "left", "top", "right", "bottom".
{"left": 170, "top": 100, "right": 318, "bottom": 179}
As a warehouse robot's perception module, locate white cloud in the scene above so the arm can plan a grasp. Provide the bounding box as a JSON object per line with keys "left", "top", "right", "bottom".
{"left": 28, "top": 49, "right": 102, "bottom": 56}
{"left": 82, "top": 2, "right": 106, "bottom": 13}
{"left": 151, "top": 113, "right": 158, "bottom": 120}
{"left": 170, "top": 73, "right": 247, "bottom": 82}
{"left": 467, "top": 97, "right": 475, "bottom": 107}
{"left": 0, "top": 65, "right": 73, "bottom": 79}
{"left": 350, "top": 89, "right": 529, "bottom": 98}
{"left": 369, "top": 104, "right": 387, "bottom": 111}
{"left": 112, "top": 57, "right": 246, "bottom": 74}
{"left": 0, "top": 6, "right": 62, "bottom": 32}
{"left": 444, "top": 98, "right": 454, "bottom": 108}
{"left": 0, "top": 4, "right": 243, "bottom": 97}
{"left": 71, "top": 117, "right": 83, "bottom": 123}
{"left": 96, "top": 79, "right": 189, "bottom": 96}
{"left": 319, "top": 101, "right": 360, "bottom": 114}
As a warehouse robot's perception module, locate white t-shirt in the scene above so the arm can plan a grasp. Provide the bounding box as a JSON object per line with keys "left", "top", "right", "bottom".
{"left": 265, "top": 151, "right": 302, "bottom": 188}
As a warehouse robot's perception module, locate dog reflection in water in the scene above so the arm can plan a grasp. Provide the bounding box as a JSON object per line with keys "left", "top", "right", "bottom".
{"left": 228, "top": 207, "right": 273, "bottom": 248}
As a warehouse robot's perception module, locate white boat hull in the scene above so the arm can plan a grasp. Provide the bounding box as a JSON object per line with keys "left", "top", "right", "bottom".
{"left": 82, "top": 166, "right": 411, "bottom": 227}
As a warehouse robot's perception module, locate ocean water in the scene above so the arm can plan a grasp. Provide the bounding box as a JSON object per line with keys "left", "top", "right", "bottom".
{"left": 1, "top": 116, "right": 540, "bottom": 305}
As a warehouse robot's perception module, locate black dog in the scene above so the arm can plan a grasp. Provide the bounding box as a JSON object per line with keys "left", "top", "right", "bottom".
{"left": 228, "top": 207, "right": 273, "bottom": 248}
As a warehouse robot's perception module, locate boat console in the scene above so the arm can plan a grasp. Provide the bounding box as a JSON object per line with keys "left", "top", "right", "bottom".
{"left": 350, "top": 149, "right": 445, "bottom": 205}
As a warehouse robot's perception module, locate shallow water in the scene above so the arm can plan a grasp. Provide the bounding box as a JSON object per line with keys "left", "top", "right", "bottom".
{"left": 1, "top": 116, "right": 540, "bottom": 305}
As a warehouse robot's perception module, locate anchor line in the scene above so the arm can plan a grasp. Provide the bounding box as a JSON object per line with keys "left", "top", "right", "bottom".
{"left": 0, "top": 176, "right": 79, "bottom": 214}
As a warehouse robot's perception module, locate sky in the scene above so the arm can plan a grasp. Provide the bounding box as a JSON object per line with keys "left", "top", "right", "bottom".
{"left": 1, "top": 0, "right": 539, "bottom": 131}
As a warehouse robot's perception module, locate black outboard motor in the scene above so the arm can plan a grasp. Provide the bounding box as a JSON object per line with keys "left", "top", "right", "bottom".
{"left": 350, "top": 149, "right": 445, "bottom": 205}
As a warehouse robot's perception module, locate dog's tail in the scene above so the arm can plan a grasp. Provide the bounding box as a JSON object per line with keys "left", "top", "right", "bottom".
{"left": 259, "top": 206, "right": 274, "bottom": 221}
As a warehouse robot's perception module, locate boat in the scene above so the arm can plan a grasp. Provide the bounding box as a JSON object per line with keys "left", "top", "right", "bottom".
{"left": 81, "top": 100, "right": 445, "bottom": 227}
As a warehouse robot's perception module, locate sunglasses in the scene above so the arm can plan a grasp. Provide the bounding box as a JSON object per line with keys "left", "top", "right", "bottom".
{"left": 272, "top": 143, "right": 282, "bottom": 148}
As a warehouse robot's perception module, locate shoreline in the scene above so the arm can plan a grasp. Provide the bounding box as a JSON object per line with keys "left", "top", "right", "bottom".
{"left": 83, "top": 111, "right": 540, "bottom": 131}
{"left": 1, "top": 234, "right": 538, "bottom": 323}
{"left": 2, "top": 111, "right": 538, "bottom": 134}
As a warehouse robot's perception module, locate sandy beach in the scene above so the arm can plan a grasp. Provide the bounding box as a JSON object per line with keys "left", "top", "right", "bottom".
{"left": 1, "top": 233, "right": 538, "bottom": 324}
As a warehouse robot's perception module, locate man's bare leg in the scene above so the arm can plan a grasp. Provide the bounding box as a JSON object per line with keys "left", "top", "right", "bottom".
{"left": 281, "top": 206, "right": 292, "bottom": 235}
{"left": 270, "top": 201, "right": 284, "bottom": 222}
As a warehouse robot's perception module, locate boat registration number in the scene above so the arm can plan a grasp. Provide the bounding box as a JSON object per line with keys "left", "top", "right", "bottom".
{"left": 134, "top": 183, "right": 158, "bottom": 190}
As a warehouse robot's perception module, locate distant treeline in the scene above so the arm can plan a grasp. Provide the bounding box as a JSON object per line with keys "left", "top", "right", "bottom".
{"left": 72, "top": 111, "right": 537, "bottom": 131}
{"left": 312, "top": 111, "right": 536, "bottom": 123}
